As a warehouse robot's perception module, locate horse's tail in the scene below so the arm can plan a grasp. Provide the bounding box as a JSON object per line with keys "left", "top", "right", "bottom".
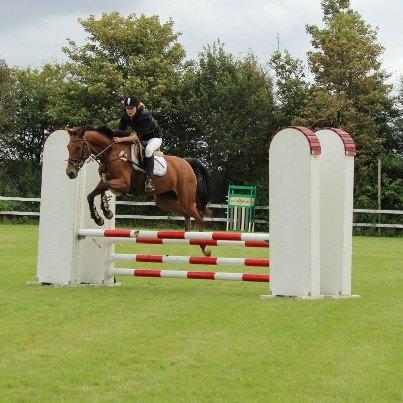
{"left": 185, "top": 158, "right": 212, "bottom": 216}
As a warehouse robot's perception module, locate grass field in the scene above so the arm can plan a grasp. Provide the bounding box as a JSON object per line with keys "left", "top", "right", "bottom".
{"left": 0, "top": 224, "right": 402, "bottom": 402}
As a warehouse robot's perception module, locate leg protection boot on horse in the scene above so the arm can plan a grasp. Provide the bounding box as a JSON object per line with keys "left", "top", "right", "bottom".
{"left": 144, "top": 156, "right": 155, "bottom": 192}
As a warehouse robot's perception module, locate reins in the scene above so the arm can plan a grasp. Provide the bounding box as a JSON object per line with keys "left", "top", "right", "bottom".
{"left": 67, "top": 132, "right": 163, "bottom": 172}
{"left": 67, "top": 134, "right": 114, "bottom": 170}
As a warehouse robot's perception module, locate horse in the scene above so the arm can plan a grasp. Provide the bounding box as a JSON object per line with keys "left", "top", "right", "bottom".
{"left": 65, "top": 126, "right": 213, "bottom": 256}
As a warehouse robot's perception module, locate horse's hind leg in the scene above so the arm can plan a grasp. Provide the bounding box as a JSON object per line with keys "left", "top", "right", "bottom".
{"left": 157, "top": 198, "right": 211, "bottom": 257}
{"left": 176, "top": 187, "right": 211, "bottom": 257}
{"left": 189, "top": 204, "right": 211, "bottom": 257}
{"left": 155, "top": 193, "right": 186, "bottom": 215}
{"left": 183, "top": 214, "right": 191, "bottom": 231}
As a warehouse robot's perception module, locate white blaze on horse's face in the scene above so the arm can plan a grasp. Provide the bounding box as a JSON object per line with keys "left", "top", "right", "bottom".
{"left": 65, "top": 128, "right": 85, "bottom": 179}
{"left": 66, "top": 141, "right": 78, "bottom": 179}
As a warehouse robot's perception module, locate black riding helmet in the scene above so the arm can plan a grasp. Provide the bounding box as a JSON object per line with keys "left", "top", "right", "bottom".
{"left": 123, "top": 95, "right": 140, "bottom": 108}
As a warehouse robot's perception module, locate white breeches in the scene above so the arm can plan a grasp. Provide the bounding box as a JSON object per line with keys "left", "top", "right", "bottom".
{"left": 145, "top": 138, "right": 162, "bottom": 158}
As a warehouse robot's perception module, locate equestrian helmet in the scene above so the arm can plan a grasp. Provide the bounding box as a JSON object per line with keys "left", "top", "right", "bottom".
{"left": 123, "top": 95, "right": 140, "bottom": 108}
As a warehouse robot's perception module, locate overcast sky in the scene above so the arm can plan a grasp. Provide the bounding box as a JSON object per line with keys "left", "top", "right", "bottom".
{"left": 1, "top": 0, "right": 402, "bottom": 87}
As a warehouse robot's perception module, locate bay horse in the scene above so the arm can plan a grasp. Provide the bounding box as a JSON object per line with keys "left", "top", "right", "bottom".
{"left": 65, "top": 126, "right": 212, "bottom": 256}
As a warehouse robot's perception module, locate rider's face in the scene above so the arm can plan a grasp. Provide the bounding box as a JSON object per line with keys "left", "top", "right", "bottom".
{"left": 125, "top": 106, "right": 136, "bottom": 117}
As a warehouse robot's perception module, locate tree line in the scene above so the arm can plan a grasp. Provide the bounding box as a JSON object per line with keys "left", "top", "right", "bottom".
{"left": 0, "top": 0, "right": 402, "bottom": 209}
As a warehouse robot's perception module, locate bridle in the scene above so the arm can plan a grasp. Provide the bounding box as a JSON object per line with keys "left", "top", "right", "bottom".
{"left": 67, "top": 130, "right": 114, "bottom": 171}
{"left": 67, "top": 137, "right": 91, "bottom": 172}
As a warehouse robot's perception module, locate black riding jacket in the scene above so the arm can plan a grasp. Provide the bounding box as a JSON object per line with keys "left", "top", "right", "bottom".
{"left": 115, "top": 105, "right": 163, "bottom": 141}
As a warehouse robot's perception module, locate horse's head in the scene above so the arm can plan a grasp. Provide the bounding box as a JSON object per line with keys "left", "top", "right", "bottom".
{"left": 65, "top": 126, "right": 89, "bottom": 179}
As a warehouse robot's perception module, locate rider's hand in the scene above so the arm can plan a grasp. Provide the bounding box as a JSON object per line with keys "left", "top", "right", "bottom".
{"left": 130, "top": 133, "right": 139, "bottom": 142}
{"left": 114, "top": 137, "right": 122, "bottom": 143}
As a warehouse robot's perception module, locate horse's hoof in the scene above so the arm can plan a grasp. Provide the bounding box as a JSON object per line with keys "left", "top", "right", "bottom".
{"left": 103, "top": 210, "right": 114, "bottom": 220}
{"left": 94, "top": 216, "right": 104, "bottom": 226}
{"left": 202, "top": 248, "right": 212, "bottom": 257}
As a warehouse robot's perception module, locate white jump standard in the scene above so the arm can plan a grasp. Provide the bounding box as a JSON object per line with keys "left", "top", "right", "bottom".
{"left": 268, "top": 126, "right": 356, "bottom": 298}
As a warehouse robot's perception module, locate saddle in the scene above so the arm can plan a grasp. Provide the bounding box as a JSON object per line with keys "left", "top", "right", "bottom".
{"left": 119, "top": 142, "right": 167, "bottom": 176}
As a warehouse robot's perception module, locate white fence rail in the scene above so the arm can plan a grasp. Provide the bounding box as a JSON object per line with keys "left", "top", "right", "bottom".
{"left": 1, "top": 196, "right": 402, "bottom": 229}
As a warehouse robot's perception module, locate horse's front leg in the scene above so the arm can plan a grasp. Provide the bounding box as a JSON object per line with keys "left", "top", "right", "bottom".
{"left": 87, "top": 180, "right": 109, "bottom": 226}
{"left": 97, "top": 167, "right": 114, "bottom": 220}
{"left": 100, "top": 192, "right": 114, "bottom": 220}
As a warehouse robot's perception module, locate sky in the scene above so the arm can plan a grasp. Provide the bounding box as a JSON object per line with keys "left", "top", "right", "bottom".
{"left": 1, "top": 0, "right": 402, "bottom": 87}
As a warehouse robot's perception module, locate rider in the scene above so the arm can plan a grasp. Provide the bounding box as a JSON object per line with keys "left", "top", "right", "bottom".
{"left": 114, "top": 95, "right": 163, "bottom": 192}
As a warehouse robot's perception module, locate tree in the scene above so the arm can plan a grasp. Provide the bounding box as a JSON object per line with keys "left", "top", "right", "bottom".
{"left": 269, "top": 50, "right": 309, "bottom": 125}
{"left": 49, "top": 12, "right": 187, "bottom": 127}
{"left": 2, "top": 65, "right": 62, "bottom": 162}
{"left": 392, "top": 76, "right": 403, "bottom": 156}
{"left": 297, "top": 0, "right": 397, "bottom": 207}
{"left": 379, "top": 77, "right": 403, "bottom": 210}
{"left": 182, "top": 44, "right": 279, "bottom": 201}
{"left": 0, "top": 59, "right": 15, "bottom": 138}
{"left": 0, "top": 65, "right": 62, "bottom": 195}
{"left": 321, "top": 0, "right": 351, "bottom": 18}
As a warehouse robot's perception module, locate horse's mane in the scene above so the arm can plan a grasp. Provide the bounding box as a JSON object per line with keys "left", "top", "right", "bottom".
{"left": 85, "top": 125, "right": 115, "bottom": 139}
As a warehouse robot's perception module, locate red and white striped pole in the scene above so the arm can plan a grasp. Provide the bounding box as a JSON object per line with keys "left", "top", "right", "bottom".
{"left": 112, "top": 253, "right": 269, "bottom": 267}
{"left": 78, "top": 228, "right": 270, "bottom": 242}
{"left": 109, "top": 237, "right": 269, "bottom": 248}
{"left": 111, "top": 268, "right": 269, "bottom": 282}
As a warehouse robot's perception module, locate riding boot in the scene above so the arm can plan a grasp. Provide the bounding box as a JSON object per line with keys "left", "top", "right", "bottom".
{"left": 144, "top": 156, "right": 155, "bottom": 192}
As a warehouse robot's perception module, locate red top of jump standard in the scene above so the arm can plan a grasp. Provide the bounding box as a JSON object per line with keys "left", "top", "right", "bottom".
{"left": 327, "top": 128, "right": 357, "bottom": 156}
{"left": 293, "top": 126, "right": 321, "bottom": 155}
{"left": 273, "top": 126, "right": 321, "bottom": 156}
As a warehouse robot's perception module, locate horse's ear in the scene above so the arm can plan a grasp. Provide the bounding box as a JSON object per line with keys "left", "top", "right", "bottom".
{"left": 66, "top": 127, "right": 74, "bottom": 135}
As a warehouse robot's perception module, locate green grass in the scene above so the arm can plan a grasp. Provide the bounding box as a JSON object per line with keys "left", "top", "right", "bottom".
{"left": 0, "top": 225, "right": 402, "bottom": 402}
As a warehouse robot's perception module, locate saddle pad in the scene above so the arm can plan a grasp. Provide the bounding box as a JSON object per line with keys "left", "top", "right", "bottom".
{"left": 130, "top": 144, "right": 167, "bottom": 176}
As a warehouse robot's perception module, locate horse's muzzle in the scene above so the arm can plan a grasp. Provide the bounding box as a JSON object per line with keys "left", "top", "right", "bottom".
{"left": 66, "top": 169, "right": 78, "bottom": 179}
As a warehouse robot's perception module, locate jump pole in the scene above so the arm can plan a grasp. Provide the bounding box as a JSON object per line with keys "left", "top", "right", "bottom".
{"left": 77, "top": 228, "right": 270, "bottom": 241}
{"left": 108, "top": 237, "right": 269, "bottom": 248}
{"left": 111, "top": 253, "right": 269, "bottom": 267}
{"left": 111, "top": 268, "right": 269, "bottom": 282}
